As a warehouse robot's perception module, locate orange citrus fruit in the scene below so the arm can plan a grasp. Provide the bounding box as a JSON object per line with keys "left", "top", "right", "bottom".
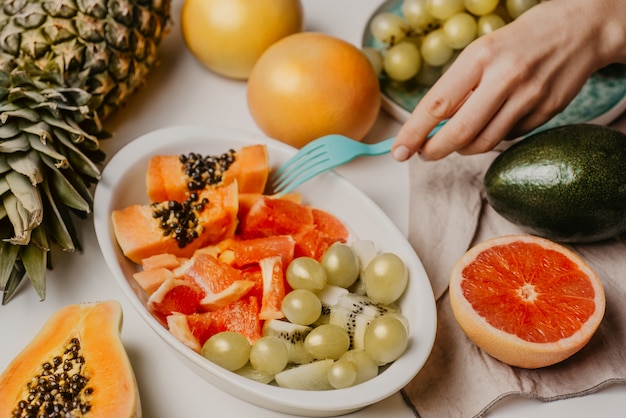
{"left": 247, "top": 32, "right": 381, "bottom": 148}
{"left": 181, "top": 0, "right": 303, "bottom": 80}
{"left": 449, "top": 234, "right": 605, "bottom": 369}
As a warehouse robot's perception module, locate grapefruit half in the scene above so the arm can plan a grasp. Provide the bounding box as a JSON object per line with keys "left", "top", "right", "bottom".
{"left": 449, "top": 234, "right": 605, "bottom": 369}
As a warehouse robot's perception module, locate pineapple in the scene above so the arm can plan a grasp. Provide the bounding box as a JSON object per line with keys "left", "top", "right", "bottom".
{"left": 0, "top": 0, "right": 172, "bottom": 303}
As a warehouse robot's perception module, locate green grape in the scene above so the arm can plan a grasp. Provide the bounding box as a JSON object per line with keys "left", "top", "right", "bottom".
{"left": 415, "top": 62, "right": 442, "bottom": 87}
{"left": 304, "top": 324, "right": 351, "bottom": 360}
{"left": 493, "top": 2, "right": 513, "bottom": 22}
{"left": 464, "top": 0, "right": 499, "bottom": 16}
{"left": 282, "top": 288, "right": 322, "bottom": 325}
{"left": 363, "top": 252, "right": 409, "bottom": 305}
{"left": 477, "top": 13, "right": 506, "bottom": 36}
{"left": 383, "top": 41, "right": 422, "bottom": 82}
{"left": 441, "top": 49, "right": 460, "bottom": 74}
{"left": 402, "top": 0, "right": 436, "bottom": 31}
{"left": 426, "top": 0, "right": 464, "bottom": 20}
{"left": 420, "top": 28, "right": 454, "bottom": 66}
{"left": 249, "top": 336, "right": 289, "bottom": 376}
{"left": 201, "top": 331, "right": 251, "bottom": 371}
{"left": 369, "top": 12, "right": 408, "bottom": 45}
{"left": 361, "top": 47, "right": 384, "bottom": 76}
{"left": 505, "top": 0, "right": 538, "bottom": 19}
{"left": 322, "top": 242, "right": 361, "bottom": 288}
{"left": 286, "top": 257, "right": 327, "bottom": 291}
{"left": 339, "top": 349, "right": 379, "bottom": 384}
{"left": 363, "top": 315, "right": 409, "bottom": 365}
{"left": 442, "top": 12, "right": 477, "bottom": 49}
{"left": 327, "top": 359, "right": 358, "bottom": 389}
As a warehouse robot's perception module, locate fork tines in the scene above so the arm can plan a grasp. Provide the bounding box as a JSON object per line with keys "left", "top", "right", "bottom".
{"left": 271, "top": 140, "right": 329, "bottom": 193}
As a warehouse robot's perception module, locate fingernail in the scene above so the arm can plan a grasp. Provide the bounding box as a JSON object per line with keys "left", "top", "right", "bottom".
{"left": 392, "top": 145, "right": 411, "bottom": 162}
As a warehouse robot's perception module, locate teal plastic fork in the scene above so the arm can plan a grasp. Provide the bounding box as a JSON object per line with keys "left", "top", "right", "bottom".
{"left": 271, "top": 119, "right": 447, "bottom": 195}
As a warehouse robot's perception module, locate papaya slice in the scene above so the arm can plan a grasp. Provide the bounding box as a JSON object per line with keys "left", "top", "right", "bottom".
{"left": 221, "top": 144, "right": 269, "bottom": 195}
{"left": 111, "top": 181, "right": 239, "bottom": 263}
{"left": 133, "top": 267, "right": 174, "bottom": 295}
{"left": 0, "top": 301, "right": 140, "bottom": 418}
{"left": 141, "top": 253, "right": 185, "bottom": 271}
{"left": 146, "top": 144, "right": 269, "bottom": 202}
{"left": 146, "top": 154, "right": 187, "bottom": 203}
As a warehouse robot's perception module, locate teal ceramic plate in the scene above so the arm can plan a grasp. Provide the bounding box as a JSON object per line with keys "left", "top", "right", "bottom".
{"left": 362, "top": 0, "right": 626, "bottom": 130}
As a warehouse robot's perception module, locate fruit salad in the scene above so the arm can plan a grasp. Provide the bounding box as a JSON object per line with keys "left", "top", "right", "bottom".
{"left": 111, "top": 145, "right": 411, "bottom": 390}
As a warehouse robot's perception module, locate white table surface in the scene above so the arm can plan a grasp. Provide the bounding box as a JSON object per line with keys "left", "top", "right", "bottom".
{"left": 1, "top": 1, "right": 624, "bottom": 416}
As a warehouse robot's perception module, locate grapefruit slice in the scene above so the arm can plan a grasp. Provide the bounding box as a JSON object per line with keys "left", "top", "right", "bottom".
{"left": 239, "top": 195, "right": 315, "bottom": 239}
{"left": 147, "top": 278, "right": 204, "bottom": 322}
{"left": 167, "top": 312, "right": 202, "bottom": 352}
{"left": 258, "top": 256, "right": 286, "bottom": 320}
{"left": 311, "top": 208, "right": 349, "bottom": 243}
{"left": 227, "top": 235, "right": 296, "bottom": 268}
{"left": 237, "top": 192, "right": 302, "bottom": 222}
{"left": 141, "top": 253, "right": 185, "bottom": 271}
{"left": 183, "top": 253, "right": 255, "bottom": 310}
{"left": 186, "top": 311, "right": 214, "bottom": 346}
{"left": 293, "top": 229, "right": 336, "bottom": 260}
{"left": 205, "top": 296, "right": 263, "bottom": 343}
{"left": 449, "top": 234, "right": 606, "bottom": 369}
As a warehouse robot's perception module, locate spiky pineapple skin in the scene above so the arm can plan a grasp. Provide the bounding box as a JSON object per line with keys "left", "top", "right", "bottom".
{"left": 0, "top": 0, "right": 171, "bottom": 119}
{"left": 0, "top": 0, "right": 171, "bottom": 303}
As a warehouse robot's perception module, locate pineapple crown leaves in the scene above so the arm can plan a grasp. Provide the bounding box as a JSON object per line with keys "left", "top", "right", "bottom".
{"left": 0, "top": 0, "right": 173, "bottom": 121}
{"left": 0, "top": 66, "right": 105, "bottom": 303}
{"left": 0, "top": 0, "right": 172, "bottom": 303}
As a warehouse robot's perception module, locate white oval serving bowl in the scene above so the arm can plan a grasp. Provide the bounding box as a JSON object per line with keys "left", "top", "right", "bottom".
{"left": 93, "top": 125, "right": 437, "bottom": 417}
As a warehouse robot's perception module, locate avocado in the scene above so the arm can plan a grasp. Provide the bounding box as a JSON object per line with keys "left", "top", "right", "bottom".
{"left": 484, "top": 123, "right": 626, "bottom": 243}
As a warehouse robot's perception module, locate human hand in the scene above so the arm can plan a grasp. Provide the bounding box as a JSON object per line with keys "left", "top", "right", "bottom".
{"left": 392, "top": 0, "right": 626, "bottom": 162}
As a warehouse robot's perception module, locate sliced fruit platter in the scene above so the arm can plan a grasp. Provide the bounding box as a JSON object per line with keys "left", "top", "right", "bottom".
{"left": 93, "top": 125, "right": 437, "bottom": 416}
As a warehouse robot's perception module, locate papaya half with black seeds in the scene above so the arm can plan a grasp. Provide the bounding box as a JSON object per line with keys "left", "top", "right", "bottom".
{"left": 0, "top": 300, "right": 140, "bottom": 417}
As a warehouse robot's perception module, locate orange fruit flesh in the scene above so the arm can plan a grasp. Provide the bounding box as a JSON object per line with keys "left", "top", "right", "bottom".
{"left": 450, "top": 234, "right": 605, "bottom": 369}
{"left": 461, "top": 241, "right": 596, "bottom": 343}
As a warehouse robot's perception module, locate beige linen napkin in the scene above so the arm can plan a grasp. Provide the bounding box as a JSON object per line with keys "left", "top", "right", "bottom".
{"left": 401, "top": 144, "right": 626, "bottom": 417}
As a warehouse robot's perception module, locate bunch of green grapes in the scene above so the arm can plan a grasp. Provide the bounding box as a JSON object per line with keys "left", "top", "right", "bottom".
{"left": 364, "top": 0, "right": 544, "bottom": 85}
